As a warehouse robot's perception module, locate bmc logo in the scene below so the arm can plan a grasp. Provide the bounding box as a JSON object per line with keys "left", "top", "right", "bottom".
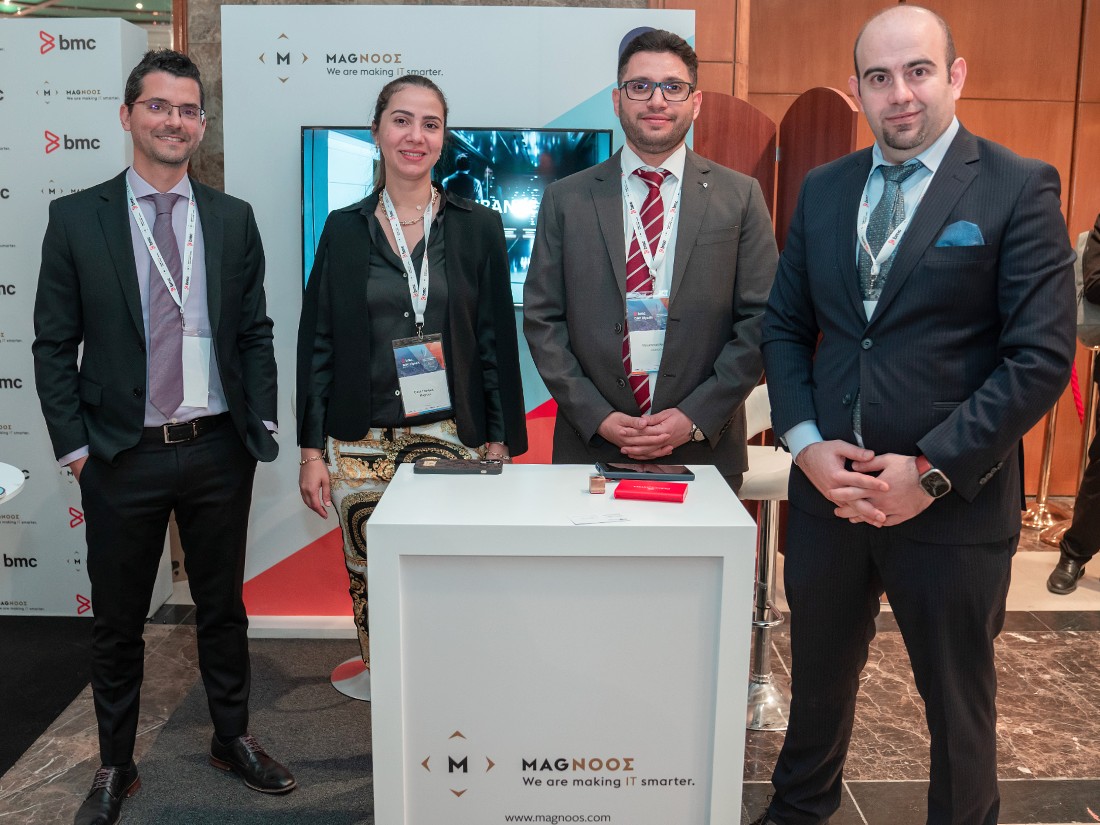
{"left": 76, "top": 594, "right": 91, "bottom": 614}
{"left": 69, "top": 506, "right": 84, "bottom": 528}
{"left": 39, "top": 31, "right": 96, "bottom": 54}
{"left": 0, "top": 285, "right": 15, "bottom": 296}
{"left": 0, "top": 188, "right": 8, "bottom": 199}
{"left": 3, "top": 553, "right": 38, "bottom": 568}
{"left": 45, "top": 130, "right": 100, "bottom": 153}
{"left": 0, "top": 378, "right": 22, "bottom": 389}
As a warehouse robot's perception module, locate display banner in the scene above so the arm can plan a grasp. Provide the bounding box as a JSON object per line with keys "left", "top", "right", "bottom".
{"left": 220, "top": 6, "right": 695, "bottom": 631}
{"left": 0, "top": 20, "right": 152, "bottom": 617}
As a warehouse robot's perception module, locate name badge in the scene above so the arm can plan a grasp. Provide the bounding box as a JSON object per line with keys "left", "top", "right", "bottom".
{"left": 182, "top": 328, "right": 211, "bottom": 408}
{"left": 626, "top": 295, "right": 668, "bottom": 375}
{"left": 392, "top": 333, "right": 453, "bottom": 418}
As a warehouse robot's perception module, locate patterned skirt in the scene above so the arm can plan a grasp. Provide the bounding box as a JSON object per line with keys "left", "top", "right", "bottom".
{"left": 325, "top": 419, "right": 478, "bottom": 666}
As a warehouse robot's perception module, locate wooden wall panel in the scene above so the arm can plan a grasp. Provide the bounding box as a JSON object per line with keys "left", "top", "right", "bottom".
{"left": 698, "top": 62, "right": 735, "bottom": 95}
{"left": 918, "top": 0, "right": 1080, "bottom": 101}
{"left": 662, "top": 0, "right": 735, "bottom": 61}
{"left": 747, "top": 93, "right": 796, "bottom": 126}
{"left": 1070, "top": 103, "right": 1100, "bottom": 235}
{"left": 749, "top": 0, "right": 886, "bottom": 93}
{"left": 1079, "top": 0, "right": 1100, "bottom": 102}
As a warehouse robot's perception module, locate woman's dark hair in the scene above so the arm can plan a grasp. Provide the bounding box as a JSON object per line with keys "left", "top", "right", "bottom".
{"left": 124, "top": 49, "right": 204, "bottom": 110}
{"left": 370, "top": 75, "right": 449, "bottom": 194}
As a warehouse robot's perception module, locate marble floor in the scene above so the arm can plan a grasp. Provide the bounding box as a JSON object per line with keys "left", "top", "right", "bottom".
{"left": 2, "top": 509, "right": 1099, "bottom": 824}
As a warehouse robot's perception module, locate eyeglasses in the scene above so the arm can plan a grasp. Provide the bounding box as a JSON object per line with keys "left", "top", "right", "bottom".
{"left": 619, "top": 79, "right": 695, "bottom": 102}
{"left": 131, "top": 98, "right": 205, "bottom": 122}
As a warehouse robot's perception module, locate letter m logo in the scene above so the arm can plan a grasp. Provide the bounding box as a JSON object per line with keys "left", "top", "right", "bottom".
{"left": 40, "top": 30, "right": 56, "bottom": 54}
{"left": 448, "top": 756, "right": 468, "bottom": 774}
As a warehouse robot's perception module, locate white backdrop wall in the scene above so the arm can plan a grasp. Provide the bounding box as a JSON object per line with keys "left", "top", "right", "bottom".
{"left": 0, "top": 20, "right": 154, "bottom": 617}
{"left": 221, "top": 5, "right": 695, "bottom": 634}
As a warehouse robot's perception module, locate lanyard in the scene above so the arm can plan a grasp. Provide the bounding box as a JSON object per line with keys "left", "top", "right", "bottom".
{"left": 381, "top": 188, "right": 434, "bottom": 336}
{"left": 125, "top": 180, "right": 197, "bottom": 315}
{"left": 622, "top": 171, "right": 682, "bottom": 285}
{"left": 856, "top": 166, "right": 931, "bottom": 282}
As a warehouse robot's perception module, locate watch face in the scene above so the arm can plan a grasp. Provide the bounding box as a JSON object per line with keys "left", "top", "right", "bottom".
{"left": 920, "top": 469, "right": 951, "bottom": 498}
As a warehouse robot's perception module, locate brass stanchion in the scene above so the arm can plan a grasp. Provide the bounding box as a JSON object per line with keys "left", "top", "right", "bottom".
{"left": 1022, "top": 399, "right": 1071, "bottom": 529}
{"left": 1041, "top": 349, "right": 1100, "bottom": 545}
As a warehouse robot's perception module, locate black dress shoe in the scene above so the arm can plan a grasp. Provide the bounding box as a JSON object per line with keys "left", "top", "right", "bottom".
{"left": 209, "top": 733, "right": 296, "bottom": 794}
{"left": 1047, "top": 556, "right": 1086, "bottom": 594}
{"left": 73, "top": 762, "right": 140, "bottom": 825}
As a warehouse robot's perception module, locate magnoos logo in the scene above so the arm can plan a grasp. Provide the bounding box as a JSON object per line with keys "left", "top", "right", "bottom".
{"left": 40, "top": 31, "right": 97, "bottom": 55}
{"left": 420, "top": 730, "right": 495, "bottom": 798}
{"left": 258, "top": 33, "right": 309, "bottom": 84}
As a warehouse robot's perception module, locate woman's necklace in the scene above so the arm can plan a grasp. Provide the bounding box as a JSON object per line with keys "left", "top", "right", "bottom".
{"left": 388, "top": 188, "right": 437, "bottom": 226}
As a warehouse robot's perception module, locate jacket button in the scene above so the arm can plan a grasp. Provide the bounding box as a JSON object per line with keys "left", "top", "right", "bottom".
{"left": 616, "top": 378, "right": 626, "bottom": 388}
{"left": 132, "top": 387, "right": 143, "bottom": 398}
{"left": 861, "top": 338, "right": 873, "bottom": 350}
{"left": 842, "top": 393, "right": 852, "bottom": 405}
{"left": 614, "top": 322, "right": 623, "bottom": 334}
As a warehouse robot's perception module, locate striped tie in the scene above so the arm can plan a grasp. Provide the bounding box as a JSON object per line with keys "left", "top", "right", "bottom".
{"left": 622, "top": 168, "right": 669, "bottom": 414}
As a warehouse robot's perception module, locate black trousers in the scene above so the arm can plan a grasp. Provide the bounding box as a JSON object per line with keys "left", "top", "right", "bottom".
{"left": 1061, "top": 385, "right": 1100, "bottom": 565}
{"left": 79, "top": 419, "right": 257, "bottom": 765}
{"left": 768, "top": 508, "right": 1015, "bottom": 825}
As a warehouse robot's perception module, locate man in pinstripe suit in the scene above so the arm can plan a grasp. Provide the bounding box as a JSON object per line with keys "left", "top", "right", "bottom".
{"left": 756, "top": 7, "right": 1076, "bottom": 824}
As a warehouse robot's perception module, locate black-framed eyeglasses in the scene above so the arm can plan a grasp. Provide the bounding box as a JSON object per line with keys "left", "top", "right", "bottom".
{"left": 619, "top": 79, "right": 695, "bottom": 102}
{"left": 131, "top": 98, "right": 205, "bottom": 122}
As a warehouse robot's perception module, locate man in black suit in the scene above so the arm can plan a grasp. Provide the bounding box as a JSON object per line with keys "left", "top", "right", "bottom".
{"left": 1048, "top": 211, "right": 1100, "bottom": 594}
{"left": 32, "top": 50, "right": 294, "bottom": 825}
{"left": 756, "top": 7, "right": 1075, "bottom": 824}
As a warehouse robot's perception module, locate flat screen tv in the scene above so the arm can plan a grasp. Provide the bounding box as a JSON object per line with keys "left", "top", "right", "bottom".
{"left": 302, "top": 126, "right": 614, "bottom": 303}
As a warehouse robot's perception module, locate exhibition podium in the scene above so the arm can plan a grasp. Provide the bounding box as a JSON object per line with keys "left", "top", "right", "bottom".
{"left": 367, "top": 463, "right": 756, "bottom": 825}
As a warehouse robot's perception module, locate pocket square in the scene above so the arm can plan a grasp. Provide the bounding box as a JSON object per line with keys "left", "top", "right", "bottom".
{"left": 936, "top": 220, "right": 985, "bottom": 247}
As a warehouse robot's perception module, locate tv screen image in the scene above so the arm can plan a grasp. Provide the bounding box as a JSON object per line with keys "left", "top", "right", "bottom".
{"left": 301, "top": 126, "right": 614, "bottom": 303}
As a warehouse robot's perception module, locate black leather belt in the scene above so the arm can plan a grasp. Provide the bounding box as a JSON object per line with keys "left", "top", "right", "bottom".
{"left": 143, "top": 413, "right": 229, "bottom": 444}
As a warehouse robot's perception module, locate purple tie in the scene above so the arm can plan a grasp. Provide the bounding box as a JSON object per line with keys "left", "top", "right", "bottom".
{"left": 147, "top": 192, "right": 184, "bottom": 417}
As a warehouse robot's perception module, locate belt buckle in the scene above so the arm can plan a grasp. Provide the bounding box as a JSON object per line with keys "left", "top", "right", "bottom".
{"left": 162, "top": 420, "right": 198, "bottom": 444}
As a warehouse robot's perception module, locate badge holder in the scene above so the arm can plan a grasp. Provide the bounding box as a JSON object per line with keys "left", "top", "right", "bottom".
{"left": 391, "top": 333, "right": 453, "bottom": 418}
{"left": 625, "top": 293, "right": 669, "bottom": 376}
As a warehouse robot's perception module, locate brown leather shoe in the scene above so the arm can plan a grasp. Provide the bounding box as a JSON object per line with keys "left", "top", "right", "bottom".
{"left": 73, "top": 762, "right": 140, "bottom": 825}
{"left": 209, "top": 733, "right": 296, "bottom": 794}
{"left": 1047, "top": 556, "right": 1086, "bottom": 595}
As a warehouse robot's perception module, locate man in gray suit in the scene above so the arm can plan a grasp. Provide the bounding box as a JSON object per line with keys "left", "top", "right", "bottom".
{"left": 523, "top": 29, "right": 776, "bottom": 489}
{"left": 755, "top": 7, "right": 1075, "bottom": 824}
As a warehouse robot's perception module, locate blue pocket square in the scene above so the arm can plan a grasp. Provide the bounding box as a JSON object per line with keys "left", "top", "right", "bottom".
{"left": 936, "top": 221, "right": 985, "bottom": 247}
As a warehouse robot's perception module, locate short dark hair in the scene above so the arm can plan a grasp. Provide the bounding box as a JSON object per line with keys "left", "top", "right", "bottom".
{"left": 455, "top": 153, "right": 471, "bottom": 171}
{"left": 369, "top": 74, "right": 450, "bottom": 194}
{"left": 853, "top": 5, "right": 956, "bottom": 78}
{"left": 617, "top": 29, "right": 698, "bottom": 86}
{"left": 124, "top": 49, "right": 204, "bottom": 110}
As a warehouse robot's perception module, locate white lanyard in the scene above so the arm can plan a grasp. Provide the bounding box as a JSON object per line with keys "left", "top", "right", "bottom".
{"left": 622, "top": 170, "right": 682, "bottom": 285}
{"left": 856, "top": 166, "right": 931, "bottom": 282}
{"left": 126, "top": 180, "right": 197, "bottom": 315}
{"left": 381, "top": 188, "right": 434, "bottom": 336}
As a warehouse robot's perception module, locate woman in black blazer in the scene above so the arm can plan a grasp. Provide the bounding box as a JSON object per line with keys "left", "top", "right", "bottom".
{"left": 296, "top": 75, "right": 527, "bottom": 698}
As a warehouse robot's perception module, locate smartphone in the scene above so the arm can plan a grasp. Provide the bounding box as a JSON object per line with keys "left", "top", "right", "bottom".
{"left": 413, "top": 458, "right": 503, "bottom": 475}
{"left": 593, "top": 462, "right": 696, "bottom": 481}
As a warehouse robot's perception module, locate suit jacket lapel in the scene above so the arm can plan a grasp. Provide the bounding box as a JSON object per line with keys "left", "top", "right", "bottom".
{"left": 871, "top": 128, "right": 979, "bottom": 321}
{"left": 835, "top": 150, "right": 873, "bottom": 323}
{"left": 591, "top": 153, "right": 627, "bottom": 300}
{"left": 98, "top": 171, "right": 144, "bottom": 340}
{"left": 669, "top": 149, "right": 709, "bottom": 306}
{"left": 193, "top": 180, "right": 224, "bottom": 338}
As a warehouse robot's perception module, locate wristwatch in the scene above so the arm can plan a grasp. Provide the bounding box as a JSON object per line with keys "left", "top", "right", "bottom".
{"left": 915, "top": 454, "right": 951, "bottom": 499}
{"left": 689, "top": 423, "right": 706, "bottom": 443}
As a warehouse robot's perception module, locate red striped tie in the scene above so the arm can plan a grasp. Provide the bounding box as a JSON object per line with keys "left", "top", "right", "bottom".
{"left": 623, "top": 168, "right": 669, "bottom": 414}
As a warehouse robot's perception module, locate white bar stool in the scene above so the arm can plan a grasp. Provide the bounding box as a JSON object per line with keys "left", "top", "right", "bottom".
{"left": 738, "top": 384, "right": 792, "bottom": 731}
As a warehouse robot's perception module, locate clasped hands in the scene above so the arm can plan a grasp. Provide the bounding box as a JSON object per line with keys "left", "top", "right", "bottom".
{"left": 597, "top": 408, "right": 693, "bottom": 460}
{"left": 796, "top": 440, "right": 933, "bottom": 527}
